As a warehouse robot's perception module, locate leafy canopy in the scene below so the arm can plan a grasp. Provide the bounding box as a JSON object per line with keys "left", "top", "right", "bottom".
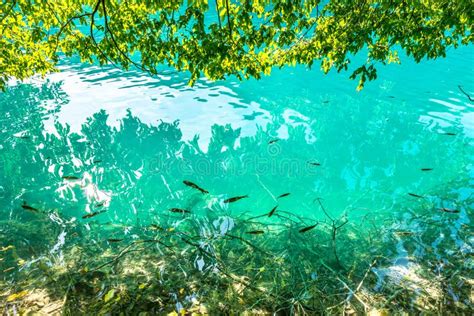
{"left": 0, "top": 0, "right": 473, "bottom": 90}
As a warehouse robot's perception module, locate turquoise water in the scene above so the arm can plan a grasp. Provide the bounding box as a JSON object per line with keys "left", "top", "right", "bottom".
{"left": 1, "top": 46, "right": 473, "bottom": 312}
{"left": 2, "top": 47, "right": 473, "bottom": 221}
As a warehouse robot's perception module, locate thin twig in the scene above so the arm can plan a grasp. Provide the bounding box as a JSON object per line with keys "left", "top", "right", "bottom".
{"left": 53, "top": 13, "right": 92, "bottom": 54}
{"left": 89, "top": 0, "right": 116, "bottom": 66}
{"left": 256, "top": 174, "right": 277, "bottom": 202}
{"left": 225, "top": 233, "right": 274, "bottom": 256}
{"left": 224, "top": 0, "right": 232, "bottom": 37}
{"left": 314, "top": 197, "right": 334, "bottom": 221}
{"left": 101, "top": 0, "right": 149, "bottom": 72}
{"left": 214, "top": 0, "right": 221, "bottom": 29}
{"left": 0, "top": 0, "right": 16, "bottom": 25}
{"left": 321, "top": 260, "right": 369, "bottom": 311}
{"left": 458, "top": 85, "right": 474, "bottom": 102}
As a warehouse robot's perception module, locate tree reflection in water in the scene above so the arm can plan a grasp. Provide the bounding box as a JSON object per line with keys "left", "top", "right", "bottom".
{"left": 0, "top": 79, "right": 472, "bottom": 314}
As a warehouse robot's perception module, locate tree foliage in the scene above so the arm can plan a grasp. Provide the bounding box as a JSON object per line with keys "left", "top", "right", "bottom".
{"left": 1, "top": 0, "right": 473, "bottom": 90}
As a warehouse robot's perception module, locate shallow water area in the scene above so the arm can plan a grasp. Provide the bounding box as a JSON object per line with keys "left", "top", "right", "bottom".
{"left": 0, "top": 46, "right": 473, "bottom": 314}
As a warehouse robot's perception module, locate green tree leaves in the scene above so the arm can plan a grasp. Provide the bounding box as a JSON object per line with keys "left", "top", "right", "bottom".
{"left": 0, "top": 0, "right": 472, "bottom": 90}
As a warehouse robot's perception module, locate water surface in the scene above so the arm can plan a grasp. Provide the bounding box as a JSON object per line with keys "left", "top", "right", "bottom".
{"left": 0, "top": 45, "right": 473, "bottom": 313}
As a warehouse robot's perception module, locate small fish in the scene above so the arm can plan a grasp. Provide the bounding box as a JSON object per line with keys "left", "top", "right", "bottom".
{"left": 169, "top": 208, "right": 190, "bottom": 214}
{"left": 421, "top": 168, "right": 433, "bottom": 171}
{"left": 322, "top": 100, "right": 330, "bottom": 104}
{"left": 408, "top": 193, "right": 423, "bottom": 198}
{"left": 82, "top": 210, "right": 106, "bottom": 219}
{"left": 223, "top": 195, "right": 248, "bottom": 203}
{"left": 93, "top": 160, "right": 102, "bottom": 163}
{"left": 444, "top": 132, "right": 456, "bottom": 136}
{"left": 149, "top": 224, "right": 163, "bottom": 231}
{"left": 308, "top": 161, "right": 321, "bottom": 166}
{"left": 268, "top": 139, "right": 279, "bottom": 144}
{"left": 183, "top": 180, "right": 209, "bottom": 194}
{"left": 388, "top": 96, "right": 395, "bottom": 98}
{"left": 3, "top": 267, "right": 15, "bottom": 273}
{"left": 439, "top": 208, "right": 460, "bottom": 214}
{"left": 102, "top": 222, "right": 126, "bottom": 229}
{"left": 14, "top": 134, "right": 30, "bottom": 139}
{"left": 299, "top": 224, "right": 318, "bottom": 233}
{"left": 62, "top": 176, "right": 80, "bottom": 180}
{"left": 277, "top": 193, "right": 290, "bottom": 199}
{"left": 21, "top": 203, "right": 39, "bottom": 212}
{"left": 268, "top": 205, "right": 278, "bottom": 217}
{"left": 394, "top": 231, "right": 415, "bottom": 236}
{"left": 107, "top": 238, "right": 123, "bottom": 243}
{"left": 246, "top": 230, "right": 265, "bottom": 235}
{"left": 95, "top": 202, "right": 105, "bottom": 208}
